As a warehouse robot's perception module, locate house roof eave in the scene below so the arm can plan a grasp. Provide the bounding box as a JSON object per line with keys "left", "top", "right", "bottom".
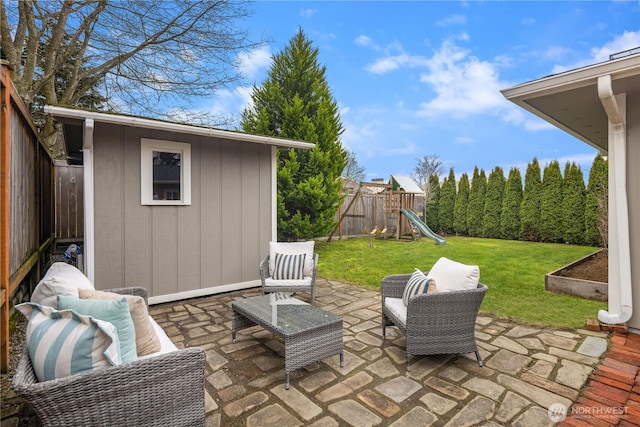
{"left": 501, "top": 52, "right": 640, "bottom": 154}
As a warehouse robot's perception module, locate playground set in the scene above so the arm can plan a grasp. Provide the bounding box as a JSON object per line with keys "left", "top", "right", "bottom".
{"left": 329, "top": 176, "right": 445, "bottom": 245}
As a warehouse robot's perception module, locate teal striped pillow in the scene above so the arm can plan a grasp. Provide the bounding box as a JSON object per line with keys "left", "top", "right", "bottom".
{"left": 16, "top": 302, "right": 122, "bottom": 382}
{"left": 272, "top": 252, "right": 305, "bottom": 280}
{"left": 402, "top": 269, "right": 434, "bottom": 306}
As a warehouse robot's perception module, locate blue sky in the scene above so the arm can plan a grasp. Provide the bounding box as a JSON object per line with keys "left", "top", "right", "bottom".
{"left": 207, "top": 1, "right": 640, "bottom": 182}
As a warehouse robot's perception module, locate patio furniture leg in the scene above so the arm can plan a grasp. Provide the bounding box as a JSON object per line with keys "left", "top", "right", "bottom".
{"left": 340, "top": 352, "right": 344, "bottom": 368}
{"left": 475, "top": 350, "right": 483, "bottom": 367}
{"left": 406, "top": 354, "right": 411, "bottom": 372}
{"left": 286, "top": 372, "right": 290, "bottom": 390}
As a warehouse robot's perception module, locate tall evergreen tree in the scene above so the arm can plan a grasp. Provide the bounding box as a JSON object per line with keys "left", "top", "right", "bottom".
{"left": 584, "top": 154, "right": 608, "bottom": 247}
{"left": 483, "top": 167, "right": 506, "bottom": 238}
{"left": 562, "top": 163, "right": 586, "bottom": 244}
{"left": 453, "top": 173, "right": 470, "bottom": 235}
{"left": 241, "top": 29, "right": 347, "bottom": 240}
{"left": 425, "top": 175, "right": 441, "bottom": 232}
{"left": 438, "top": 168, "right": 457, "bottom": 234}
{"left": 467, "top": 167, "right": 486, "bottom": 237}
{"left": 500, "top": 167, "right": 523, "bottom": 240}
{"left": 540, "top": 161, "right": 564, "bottom": 242}
{"left": 520, "top": 158, "right": 542, "bottom": 241}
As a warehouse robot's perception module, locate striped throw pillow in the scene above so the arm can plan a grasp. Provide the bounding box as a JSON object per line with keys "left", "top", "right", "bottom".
{"left": 402, "top": 269, "right": 435, "bottom": 306}
{"left": 272, "top": 252, "right": 306, "bottom": 280}
{"left": 16, "top": 302, "right": 122, "bottom": 382}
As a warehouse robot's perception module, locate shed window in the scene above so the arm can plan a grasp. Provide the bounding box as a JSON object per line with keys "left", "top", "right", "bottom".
{"left": 141, "top": 139, "right": 191, "bottom": 205}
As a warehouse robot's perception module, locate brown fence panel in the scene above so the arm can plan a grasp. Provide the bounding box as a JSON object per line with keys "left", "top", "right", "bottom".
{"left": 55, "top": 162, "right": 84, "bottom": 242}
{"left": 1, "top": 64, "right": 54, "bottom": 372}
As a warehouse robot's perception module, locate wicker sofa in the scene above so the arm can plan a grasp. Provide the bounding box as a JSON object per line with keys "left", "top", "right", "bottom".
{"left": 381, "top": 269, "right": 487, "bottom": 372}
{"left": 12, "top": 280, "right": 206, "bottom": 426}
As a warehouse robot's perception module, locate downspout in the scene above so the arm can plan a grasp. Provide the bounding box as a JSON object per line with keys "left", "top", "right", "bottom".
{"left": 597, "top": 75, "right": 632, "bottom": 325}
{"left": 82, "top": 119, "right": 96, "bottom": 283}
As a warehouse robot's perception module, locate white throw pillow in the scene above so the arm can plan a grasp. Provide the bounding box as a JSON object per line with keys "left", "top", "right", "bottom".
{"left": 269, "top": 241, "right": 315, "bottom": 277}
{"left": 31, "top": 262, "right": 94, "bottom": 308}
{"left": 426, "top": 257, "right": 480, "bottom": 292}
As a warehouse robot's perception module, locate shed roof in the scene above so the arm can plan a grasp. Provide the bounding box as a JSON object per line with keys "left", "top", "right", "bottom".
{"left": 389, "top": 175, "right": 423, "bottom": 193}
{"left": 44, "top": 105, "right": 315, "bottom": 164}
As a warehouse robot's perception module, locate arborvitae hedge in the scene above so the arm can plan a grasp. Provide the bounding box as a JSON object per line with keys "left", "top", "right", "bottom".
{"left": 520, "top": 158, "right": 542, "bottom": 241}
{"left": 584, "top": 154, "right": 608, "bottom": 247}
{"left": 540, "top": 161, "right": 564, "bottom": 242}
{"left": 426, "top": 175, "right": 440, "bottom": 232}
{"left": 438, "top": 168, "right": 456, "bottom": 234}
{"left": 453, "top": 172, "right": 470, "bottom": 235}
{"left": 483, "top": 167, "right": 505, "bottom": 238}
{"left": 562, "top": 162, "right": 586, "bottom": 244}
{"left": 418, "top": 155, "right": 606, "bottom": 246}
{"left": 467, "top": 167, "right": 486, "bottom": 237}
{"left": 500, "top": 167, "right": 523, "bottom": 240}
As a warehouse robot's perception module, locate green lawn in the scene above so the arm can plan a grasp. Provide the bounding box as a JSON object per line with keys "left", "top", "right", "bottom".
{"left": 315, "top": 236, "right": 606, "bottom": 329}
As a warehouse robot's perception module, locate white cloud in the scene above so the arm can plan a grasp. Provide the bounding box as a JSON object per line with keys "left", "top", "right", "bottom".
{"left": 299, "top": 8, "right": 317, "bottom": 18}
{"left": 437, "top": 14, "right": 467, "bottom": 27}
{"left": 502, "top": 108, "right": 555, "bottom": 131}
{"left": 552, "top": 30, "right": 640, "bottom": 73}
{"left": 354, "top": 35, "right": 380, "bottom": 50}
{"left": 236, "top": 46, "right": 272, "bottom": 79}
{"left": 416, "top": 40, "right": 510, "bottom": 118}
{"left": 365, "top": 52, "right": 430, "bottom": 74}
{"left": 590, "top": 30, "right": 640, "bottom": 61}
{"left": 543, "top": 46, "right": 573, "bottom": 61}
{"left": 522, "top": 17, "right": 536, "bottom": 26}
{"left": 455, "top": 136, "right": 474, "bottom": 144}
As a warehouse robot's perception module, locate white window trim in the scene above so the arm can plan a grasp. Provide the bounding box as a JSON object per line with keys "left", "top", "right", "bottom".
{"left": 141, "top": 138, "right": 191, "bottom": 205}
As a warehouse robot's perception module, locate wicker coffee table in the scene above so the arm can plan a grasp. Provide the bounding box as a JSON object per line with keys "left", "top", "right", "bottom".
{"left": 232, "top": 293, "right": 343, "bottom": 389}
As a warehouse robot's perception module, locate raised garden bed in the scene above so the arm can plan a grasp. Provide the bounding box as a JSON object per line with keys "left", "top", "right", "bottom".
{"left": 545, "top": 249, "right": 608, "bottom": 301}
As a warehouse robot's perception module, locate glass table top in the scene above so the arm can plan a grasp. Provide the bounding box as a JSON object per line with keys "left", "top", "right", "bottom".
{"left": 232, "top": 293, "right": 341, "bottom": 335}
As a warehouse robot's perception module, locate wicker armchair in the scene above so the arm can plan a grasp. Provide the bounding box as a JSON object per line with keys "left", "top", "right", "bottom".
{"left": 12, "top": 287, "right": 206, "bottom": 427}
{"left": 381, "top": 274, "right": 487, "bottom": 371}
{"left": 260, "top": 253, "right": 319, "bottom": 303}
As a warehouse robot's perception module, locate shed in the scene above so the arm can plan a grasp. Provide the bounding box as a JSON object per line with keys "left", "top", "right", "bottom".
{"left": 44, "top": 106, "right": 314, "bottom": 304}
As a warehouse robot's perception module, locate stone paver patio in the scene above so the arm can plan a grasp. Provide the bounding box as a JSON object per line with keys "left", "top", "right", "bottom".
{"left": 3, "top": 277, "right": 611, "bottom": 426}
{"left": 161, "top": 278, "right": 607, "bottom": 426}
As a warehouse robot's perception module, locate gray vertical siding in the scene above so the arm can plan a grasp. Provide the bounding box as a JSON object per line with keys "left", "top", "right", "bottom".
{"left": 92, "top": 123, "right": 272, "bottom": 299}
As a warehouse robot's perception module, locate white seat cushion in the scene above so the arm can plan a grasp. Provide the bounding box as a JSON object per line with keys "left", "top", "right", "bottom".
{"left": 269, "top": 241, "right": 315, "bottom": 277}
{"left": 426, "top": 257, "right": 480, "bottom": 292}
{"left": 264, "top": 277, "right": 313, "bottom": 288}
{"left": 384, "top": 297, "right": 407, "bottom": 326}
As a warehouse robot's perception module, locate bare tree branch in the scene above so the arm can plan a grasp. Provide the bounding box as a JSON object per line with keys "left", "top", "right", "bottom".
{"left": 2, "top": 0, "right": 263, "bottom": 150}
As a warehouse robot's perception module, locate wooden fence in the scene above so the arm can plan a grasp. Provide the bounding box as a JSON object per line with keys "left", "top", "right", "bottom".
{"left": 54, "top": 161, "right": 84, "bottom": 245}
{"left": 330, "top": 192, "right": 426, "bottom": 240}
{"left": 1, "top": 63, "right": 54, "bottom": 372}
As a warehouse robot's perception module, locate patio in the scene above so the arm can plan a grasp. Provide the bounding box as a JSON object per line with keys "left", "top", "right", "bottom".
{"left": 3, "top": 278, "right": 637, "bottom": 426}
